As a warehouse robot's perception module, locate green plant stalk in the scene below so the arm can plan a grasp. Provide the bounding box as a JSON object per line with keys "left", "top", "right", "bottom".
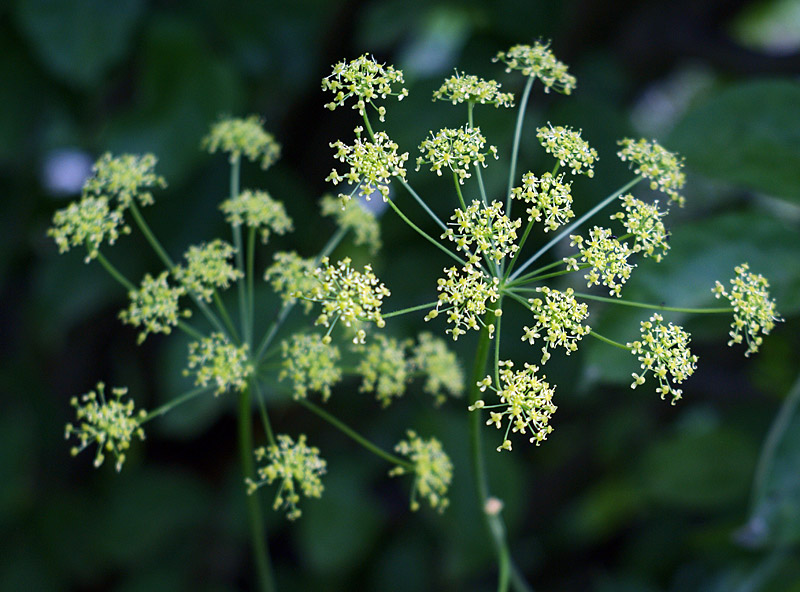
{"left": 214, "top": 290, "right": 241, "bottom": 342}
{"left": 386, "top": 198, "right": 468, "bottom": 267}
{"left": 230, "top": 156, "right": 250, "bottom": 345}
{"left": 95, "top": 251, "right": 136, "bottom": 292}
{"left": 505, "top": 76, "right": 535, "bottom": 216}
{"left": 141, "top": 385, "right": 212, "bottom": 423}
{"left": 573, "top": 292, "right": 734, "bottom": 314}
{"left": 588, "top": 330, "right": 631, "bottom": 350}
{"left": 383, "top": 301, "right": 439, "bottom": 319}
{"left": 248, "top": 226, "right": 257, "bottom": 343}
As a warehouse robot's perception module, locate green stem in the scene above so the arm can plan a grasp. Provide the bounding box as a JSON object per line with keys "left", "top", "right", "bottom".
{"left": 386, "top": 198, "right": 468, "bottom": 267}
{"left": 588, "top": 330, "right": 631, "bottom": 351}
{"left": 503, "top": 217, "right": 535, "bottom": 282}
{"left": 467, "top": 103, "right": 489, "bottom": 207}
{"left": 453, "top": 171, "right": 467, "bottom": 210}
{"left": 141, "top": 385, "right": 212, "bottom": 423}
{"left": 252, "top": 380, "right": 276, "bottom": 447}
{"left": 506, "top": 259, "right": 573, "bottom": 288}
{"left": 383, "top": 301, "right": 439, "bottom": 319}
{"left": 129, "top": 201, "right": 175, "bottom": 269}
{"left": 247, "top": 226, "right": 257, "bottom": 343}
{"left": 214, "top": 290, "right": 241, "bottom": 342}
{"left": 573, "top": 292, "right": 734, "bottom": 314}
{"left": 398, "top": 178, "right": 448, "bottom": 232}
{"left": 506, "top": 76, "right": 535, "bottom": 216}
{"left": 230, "top": 157, "right": 249, "bottom": 345}
{"left": 177, "top": 320, "right": 205, "bottom": 340}
{"left": 95, "top": 251, "right": 136, "bottom": 291}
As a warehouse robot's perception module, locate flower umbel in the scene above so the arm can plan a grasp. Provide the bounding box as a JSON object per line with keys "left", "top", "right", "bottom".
{"left": 64, "top": 382, "right": 146, "bottom": 472}
{"left": 185, "top": 332, "right": 253, "bottom": 396}
{"left": 442, "top": 200, "right": 521, "bottom": 264}
{"left": 522, "top": 287, "right": 591, "bottom": 364}
{"left": 320, "top": 194, "right": 382, "bottom": 254}
{"left": 536, "top": 124, "right": 598, "bottom": 177}
{"left": 48, "top": 197, "right": 129, "bottom": 263}
{"left": 416, "top": 126, "right": 498, "bottom": 185}
{"left": 82, "top": 153, "right": 166, "bottom": 210}
{"left": 322, "top": 54, "right": 408, "bottom": 122}
{"left": 174, "top": 240, "right": 242, "bottom": 303}
{"left": 264, "top": 251, "right": 319, "bottom": 312}
{"left": 432, "top": 71, "right": 514, "bottom": 108}
{"left": 611, "top": 194, "right": 670, "bottom": 262}
{"left": 412, "top": 332, "right": 465, "bottom": 405}
{"left": 356, "top": 334, "right": 412, "bottom": 407}
{"left": 246, "top": 434, "right": 326, "bottom": 521}
{"left": 628, "top": 313, "right": 697, "bottom": 404}
{"left": 119, "top": 271, "right": 189, "bottom": 344}
{"left": 389, "top": 430, "right": 453, "bottom": 512}
{"left": 280, "top": 333, "right": 342, "bottom": 401}
{"left": 220, "top": 189, "right": 293, "bottom": 243}
{"left": 493, "top": 41, "right": 577, "bottom": 94}
{"left": 566, "top": 227, "right": 635, "bottom": 297}
{"left": 617, "top": 138, "right": 685, "bottom": 206}
{"left": 203, "top": 115, "right": 281, "bottom": 169}
{"left": 712, "top": 263, "right": 782, "bottom": 357}
{"left": 511, "top": 172, "right": 574, "bottom": 231}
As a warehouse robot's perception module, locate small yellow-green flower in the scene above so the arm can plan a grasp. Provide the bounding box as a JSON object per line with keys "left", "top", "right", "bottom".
{"left": 48, "top": 196, "right": 129, "bottom": 263}
{"left": 64, "top": 382, "right": 146, "bottom": 472}
{"left": 356, "top": 334, "right": 412, "bottom": 407}
{"left": 185, "top": 332, "right": 253, "bottom": 396}
{"left": 119, "top": 271, "right": 190, "bottom": 344}
{"left": 174, "top": 240, "right": 242, "bottom": 303}
{"left": 712, "top": 263, "right": 782, "bottom": 357}
{"left": 511, "top": 171, "right": 574, "bottom": 232}
{"left": 82, "top": 153, "right": 167, "bottom": 210}
{"left": 322, "top": 54, "right": 408, "bottom": 122}
{"left": 416, "top": 126, "right": 498, "bottom": 185}
{"left": 442, "top": 200, "right": 521, "bottom": 264}
{"left": 470, "top": 360, "right": 557, "bottom": 451}
{"left": 280, "top": 333, "right": 342, "bottom": 401}
{"left": 522, "top": 287, "right": 591, "bottom": 364}
{"left": 220, "top": 189, "right": 293, "bottom": 243}
{"left": 246, "top": 434, "right": 326, "bottom": 521}
{"left": 389, "top": 430, "right": 453, "bottom": 512}
{"left": 493, "top": 41, "right": 577, "bottom": 94}
{"left": 536, "top": 124, "right": 598, "bottom": 177}
{"left": 432, "top": 71, "right": 514, "bottom": 108}
{"left": 320, "top": 194, "right": 381, "bottom": 254}
{"left": 628, "top": 313, "right": 697, "bottom": 404}
{"left": 264, "top": 251, "right": 319, "bottom": 312}
{"left": 617, "top": 138, "right": 685, "bottom": 206}
{"left": 566, "top": 227, "right": 635, "bottom": 297}
{"left": 203, "top": 115, "right": 281, "bottom": 169}
{"left": 412, "top": 332, "right": 465, "bottom": 405}
{"left": 610, "top": 194, "right": 670, "bottom": 262}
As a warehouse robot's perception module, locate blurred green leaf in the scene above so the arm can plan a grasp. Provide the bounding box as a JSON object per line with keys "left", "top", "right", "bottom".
{"left": 669, "top": 80, "right": 800, "bottom": 203}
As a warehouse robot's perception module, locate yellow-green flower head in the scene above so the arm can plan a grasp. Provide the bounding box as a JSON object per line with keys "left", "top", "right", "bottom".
{"left": 425, "top": 261, "right": 501, "bottom": 341}
{"left": 174, "top": 240, "right": 242, "bottom": 303}
{"left": 264, "top": 251, "right": 319, "bottom": 312}
{"left": 712, "top": 263, "right": 782, "bottom": 357}
{"left": 536, "top": 124, "right": 598, "bottom": 177}
{"left": 493, "top": 41, "right": 577, "bottom": 95}
{"left": 203, "top": 115, "right": 281, "bottom": 169}
{"left": 48, "top": 196, "right": 130, "bottom": 263}
{"left": 220, "top": 189, "right": 293, "bottom": 243}
{"left": 432, "top": 71, "right": 515, "bottom": 108}
{"left": 565, "top": 227, "right": 635, "bottom": 297}
{"left": 119, "top": 271, "right": 190, "bottom": 344}
{"left": 82, "top": 153, "right": 167, "bottom": 210}
{"left": 627, "top": 313, "right": 697, "bottom": 404}
{"left": 442, "top": 200, "right": 521, "bottom": 264}
{"left": 610, "top": 194, "right": 670, "bottom": 262}
{"left": 322, "top": 54, "right": 408, "bottom": 122}
{"left": 326, "top": 127, "right": 409, "bottom": 204}
{"left": 511, "top": 171, "right": 574, "bottom": 232}
{"left": 617, "top": 138, "right": 685, "bottom": 206}
{"left": 470, "top": 360, "right": 557, "bottom": 451}
{"left": 417, "top": 126, "right": 498, "bottom": 185}
{"left": 304, "top": 257, "right": 390, "bottom": 344}
{"left": 64, "top": 382, "right": 146, "bottom": 472}
{"left": 185, "top": 332, "right": 253, "bottom": 396}
{"left": 246, "top": 434, "right": 326, "bottom": 521}
{"left": 280, "top": 333, "right": 342, "bottom": 401}
{"left": 389, "top": 430, "right": 453, "bottom": 512}
{"left": 355, "top": 334, "right": 412, "bottom": 407}
{"left": 320, "top": 194, "right": 381, "bottom": 254}
{"left": 412, "top": 332, "right": 465, "bottom": 405}
{"left": 522, "top": 287, "right": 591, "bottom": 364}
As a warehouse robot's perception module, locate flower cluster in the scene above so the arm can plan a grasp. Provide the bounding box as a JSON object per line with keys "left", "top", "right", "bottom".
{"left": 280, "top": 333, "right": 342, "bottom": 401}
{"left": 327, "top": 127, "right": 409, "bottom": 203}
{"left": 522, "top": 287, "right": 591, "bottom": 364}
{"left": 48, "top": 197, "right": 129, "bottom": 263}
{"left": 220, "top": 189, "right": 293, "bottom": 243}
{"left": 119, "top": 271, "right": 189, "bottom": 343}
{"left": 174, "top": 240, "right": 242, "bottom": 302}
{"left": 185, "top": 333, "right": 253, "bottom": 396}
{"left": 322, "top": 54, "right": 408, "bottom": 122}
{"left": 304, "top": 257, "right": 390, "bottom": 344}
{"left": 356, "top": 335, "right": 412, "bottom": 407}
{"left": 628, "top": 314, "right": 697, "bottom": 404}
{"left": 264, "top": 251, "right": 319, "bottom": 312}
{"left": 389, "top": 431, "right": 453, "bottom": 512}
{"left": 416, "top": 126, "right": 498, "bottom": 184}
{"left": 320, "top": 194, "right": 381, "bottom": 254}
{"left": 471, "top": 361, "right": 557, "bottom": 451}
{"left": 611, "top": 194, "right": 670, "bottom": 262}
{"left": 511, "top": 171, "right": 574, "bottom": 231}
{"left": 442, "top": 200, "right": 521, "bottom": 264}
{"left": 617, "top": 138, "right": 685, "bottom": 206}
{"left": 246, "top": 434, "right": 326, "bottom": 521}
{"left": 64, "top": 383, "right": 146, "bottom": 472}
{"left": 432, "top": 71, "right": 514, "bottom": 108}
{"left": 203, "top": 115, "right": 282, "bottom": 169}
{"left": 566, "top": 227, "right": 635, "bottom": 297}
{"left": 493, "top": 41, "right": 576, "bottom": 94}
{"left": 536, "top": 124, "right": 598, "bottom": 177}
{"left": 412, "top": 332, "right": 465, "bottom": 405}
{"left": 712, "top": 263, "right": 782, "bottom": 357}
{"left": 426, "top": 262, "right": 501, "bottom": 340}
{"left": 82, "top": 153, "right": 167, "bottom": 210}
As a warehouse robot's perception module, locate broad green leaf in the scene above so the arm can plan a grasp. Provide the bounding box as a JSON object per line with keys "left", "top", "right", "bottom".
{"left": 669, "top": 80, "right": 800, "bottom": 203}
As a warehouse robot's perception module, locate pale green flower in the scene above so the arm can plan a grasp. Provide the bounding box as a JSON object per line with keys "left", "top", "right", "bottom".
{"left": 280, "top": 333, "right": 342, "bottom": 401}
{"left": 442, "top": 200, "right": 520, "bottom": 264}
{"left": 522, "top": 287, "right": 591, "bottom": 364}
{"left": 203, "top": 115, "right": 281, "bottom": 169}
{"left": 82, "top": 153, "right": 166, "bottom": 210}
{"left": 412, "top": 332, "right": 464, "bottom": 405}
{"left": 617, "top": 138, "right": 685, "bottom": 206}
{"left": 356, "top": 334, "right": 412, "bottom": 407}
{"left": 712, "top": 263, "right": 782, "bottom": 357}
{"left": 417, "top": 126, "right": 498, "bottom": 185}
{"left": 493, "top": 41, "right": 577, "bottom": 94}
{"left": 389, "top": 430, "right": 453, "bottom": 512}
{"left": 64, "top": 382, "right": 146, "bottom": 472}
{"left": 185, "top": 332, "right": 253, "bottom": 396}
{"left": 48, "top": 196, "right": 129, "bottom": 263}
{"left": 119, "top": 271, "right": 190, "bottom": 344}
{"left": 432, "top": 71, "right": 514, "bottom": 108}
{"left": 610, "top": 194, "right": 670, "bottom": 262}
{"left": 470, "top": 360, "right": 557, "bottom": 451}
{"left": 565, "top": 227, "right": 635, "bottom": 297}
{"left": 220, "top": 190, "right": 293, "bottom": 243}
{"left": 174, "top": 240, "right": 242, "bottom": 302}
{"left": 322, "top": 54, "right": 408, "bottom": 122}
{"left": 628, "top": 313, "right": 697, "bottom": 404}
{"left": 320, "top": 194, "right": 381, "bottom": 254}
{"left": 511, "top": 171, "right": 574, "bottom": 231}
{"left": 246, "top": 434, "right": 326, "bottom": 521}
{"left": 264, "top": 251, "right": 319, "bottom": 312}
{"left": 536, "top": 124, "right": 598, "bottom": 177}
